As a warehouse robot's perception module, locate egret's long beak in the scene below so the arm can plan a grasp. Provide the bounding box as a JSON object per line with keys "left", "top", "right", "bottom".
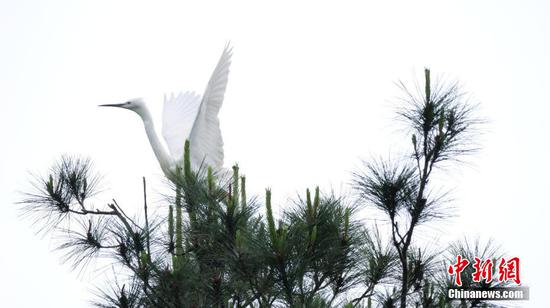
{"left": 98, "top": 103, "right": 127, "bottom": 108}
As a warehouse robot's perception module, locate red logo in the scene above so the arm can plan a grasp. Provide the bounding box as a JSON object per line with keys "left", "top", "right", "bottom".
{"left": 472, "top": 257, "right": 493, "bottom": 283}
{"left": 498, "top": 257, "right": 521, "bottom": 284}
{"left": 448, "top": 256, "right": 521, "bottom": 286}
{"left": 448, "top": 255, "right": 470, "bottom": 286}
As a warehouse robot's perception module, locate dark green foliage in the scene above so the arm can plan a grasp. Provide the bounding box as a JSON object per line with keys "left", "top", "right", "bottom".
{"left": 20, "top": 147, "right": 405, "bottom": 307}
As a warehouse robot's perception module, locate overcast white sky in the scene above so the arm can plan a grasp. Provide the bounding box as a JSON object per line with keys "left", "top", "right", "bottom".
{"left": 1, "top": 1, "right": 549, "bottom": 307}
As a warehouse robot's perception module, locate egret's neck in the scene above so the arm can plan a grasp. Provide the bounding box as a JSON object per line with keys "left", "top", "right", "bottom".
{"left": 138, "top": 108, "right": 174, "bottom": 175}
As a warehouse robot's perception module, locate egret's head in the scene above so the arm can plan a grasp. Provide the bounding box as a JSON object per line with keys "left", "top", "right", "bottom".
{"left": 99, "top": 98, "right": 148, "bottom": 116}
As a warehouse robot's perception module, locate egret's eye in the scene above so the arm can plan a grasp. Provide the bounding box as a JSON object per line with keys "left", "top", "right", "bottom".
{"left": 126, "top": 102, "right": 131, "bottom": 105}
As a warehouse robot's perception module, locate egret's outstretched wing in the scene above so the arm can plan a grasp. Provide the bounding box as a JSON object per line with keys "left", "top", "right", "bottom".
{"left": 189, "top": 44, "right": 232, "bottom": 170}
{"left": 162, "top": 91, "right": 202, "bottom": 160}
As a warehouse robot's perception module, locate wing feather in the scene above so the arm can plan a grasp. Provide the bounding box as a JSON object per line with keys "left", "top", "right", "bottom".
{"left": 189, "top": 44, "right": 232, "bottom": 170}
{"left": 161, "top": 91, "right": 202, "bottom": 160}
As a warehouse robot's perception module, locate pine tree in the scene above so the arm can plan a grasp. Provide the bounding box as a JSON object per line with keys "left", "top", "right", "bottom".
{"left": 353, "top": 69, "right": 483, "bottom": 308}
{"left": 20, "top": 147, "right": 396, "bottom": 307}
{"left": 19, "top": 70, "right": 496, "bottom": 308}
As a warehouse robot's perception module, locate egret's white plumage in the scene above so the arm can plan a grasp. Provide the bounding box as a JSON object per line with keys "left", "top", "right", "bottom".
{"left": 100, "top": 45, "right": 232, "bottom": 177}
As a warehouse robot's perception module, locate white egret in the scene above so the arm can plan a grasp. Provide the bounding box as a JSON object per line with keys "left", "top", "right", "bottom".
{"left": 100, "top": 45, "right": 232, "bottom": 178}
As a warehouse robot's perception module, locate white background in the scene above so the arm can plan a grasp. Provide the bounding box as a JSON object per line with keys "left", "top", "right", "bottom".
{"left": 0, "top": 1, "right": 548, "bottom": 307}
